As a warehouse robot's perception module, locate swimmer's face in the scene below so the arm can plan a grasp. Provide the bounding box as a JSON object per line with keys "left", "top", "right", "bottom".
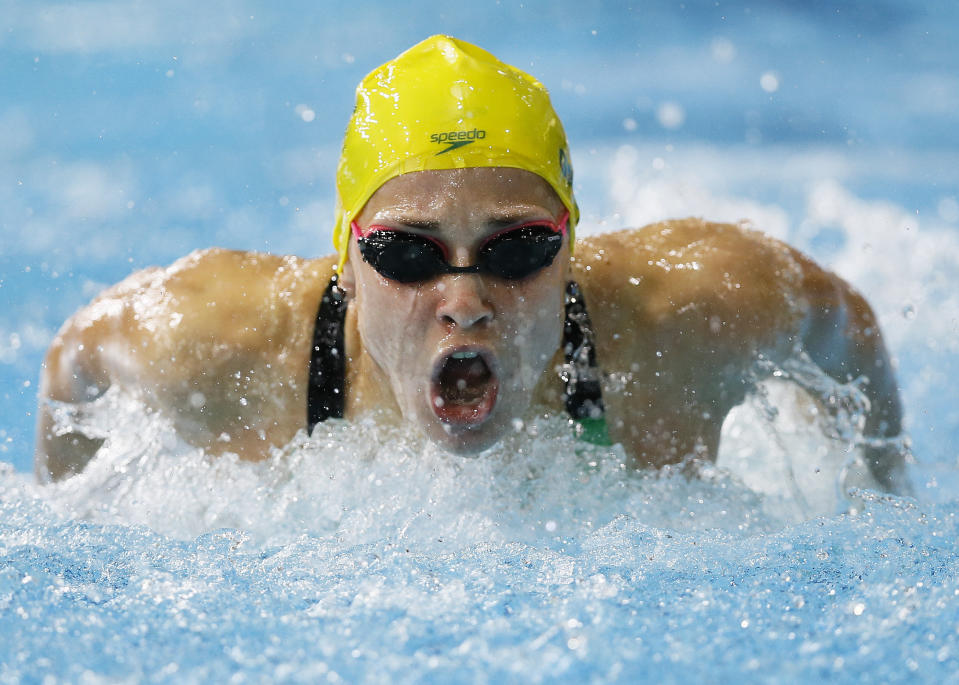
{"left": 341, "top": 167, "right": 569, "bottom": 454}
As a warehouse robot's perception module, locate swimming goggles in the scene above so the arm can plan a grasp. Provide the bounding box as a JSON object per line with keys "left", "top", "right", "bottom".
{"left": 351, "top": 211, "right": 568, "bottom": 283}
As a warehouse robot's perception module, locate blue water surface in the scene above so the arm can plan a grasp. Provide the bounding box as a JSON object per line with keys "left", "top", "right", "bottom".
{"left": 1, "top": 1, "right": 958, "bottom": 682}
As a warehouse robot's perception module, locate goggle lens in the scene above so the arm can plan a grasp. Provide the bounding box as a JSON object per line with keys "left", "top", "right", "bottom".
{"left": 359, "top": 231, "right": 450, "bottom": 283}
{"left": 478, "top": 226, "right": 563, "bottom": 280}
{"left": 354, "top": 213, "right": 567, "bottom": 283}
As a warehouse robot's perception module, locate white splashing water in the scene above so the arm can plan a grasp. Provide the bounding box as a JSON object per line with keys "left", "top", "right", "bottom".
{"left": 4, "top": 345, "right": 956, "bottom": 682}
{"left": 36, "top": 386, "right": 787, "bottom": 546}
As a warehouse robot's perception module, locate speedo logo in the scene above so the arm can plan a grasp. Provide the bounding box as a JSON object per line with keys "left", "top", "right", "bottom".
{"left": 430, "top": 128, "right": 486, "bottom": 155}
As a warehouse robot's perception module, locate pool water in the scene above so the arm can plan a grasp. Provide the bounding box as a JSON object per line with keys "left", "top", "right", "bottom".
{"left": 2, "top": 397, "right": 958, "bottom": 682}
{"left": 2, "top": 2, "right": 958, "bottom": 682}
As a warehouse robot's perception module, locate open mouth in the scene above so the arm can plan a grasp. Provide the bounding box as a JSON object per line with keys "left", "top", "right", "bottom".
{"left": 429, "top": 348, "right": 499, "bottom": 426}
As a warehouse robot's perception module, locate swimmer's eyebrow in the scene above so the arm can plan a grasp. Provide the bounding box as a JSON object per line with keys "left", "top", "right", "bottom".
{"left": 487, "top": 214, "right": 539, "bottom": 228}
{"left": 486, "top": 206, "right": 558, "bottom": 226}
{"left": 380, "top": 208, "right": 553, "bottom": 231}
{"left": 395, "top": 219, "right": 442, "bottom": 231}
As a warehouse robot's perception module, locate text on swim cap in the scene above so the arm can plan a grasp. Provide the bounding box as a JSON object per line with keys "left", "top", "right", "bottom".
{"left": 430, "top": 129, "right": 487, "bottom": 144}
{"left": 431, "top": 128, "right": 487, "bottom": 155}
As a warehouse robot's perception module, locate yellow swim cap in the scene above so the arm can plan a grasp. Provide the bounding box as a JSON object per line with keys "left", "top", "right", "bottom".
{"left": 333, "top": 35, "right": 578, "bottom": 271}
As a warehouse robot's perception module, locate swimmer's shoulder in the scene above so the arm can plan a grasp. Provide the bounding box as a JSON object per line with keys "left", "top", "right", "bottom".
{"left": 572, "top": 218, "right": 806, "bottom": 366}
{"left": 142, "top": 247, "right": 336, "bottom": 348}
{"left": 60, "top": 247, "right": 331, "bottom": 332}
{"left": 573, "top": 217, "right": 801, "bottom": 292}
{"left": 49, "top": 248, "right": 337, "bottom": 390}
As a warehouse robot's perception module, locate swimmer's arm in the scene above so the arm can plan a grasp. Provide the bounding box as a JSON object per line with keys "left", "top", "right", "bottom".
{"left": 578, "top": 220, "right": 905, "bottom": 488}
{"left": 792, "top": 251, "right": 906, "bottom": 489}
{"left": 34, "top": 265, "right": 162, "bottom": 482}
{"left": 679, "top": 230, "right": 907, "bottom": 490}
{"left": 35, "top": 317, "right": 112, "bottom": 482}
{"left": 688, "top": 233, "right": 906, "bottom": 489}
{"left": 574, "top": 221, "right": 783, "bottom": 468}
{"left": 35, "top": 250, "right": 335, "bottom": 481}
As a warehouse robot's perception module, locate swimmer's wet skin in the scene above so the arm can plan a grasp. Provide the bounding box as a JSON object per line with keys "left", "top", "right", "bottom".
{"left": 34, "top": 36, "right": 910, "bottom": 496}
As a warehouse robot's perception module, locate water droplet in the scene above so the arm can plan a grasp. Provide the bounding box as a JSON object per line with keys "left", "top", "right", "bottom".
{"left": 711, "top": 37, "right": 736, "bottom": 63}
{"left": 760, "top": 71, "right": 780, "bottom": 93}
{"left": 656, "top": 102, "right": 685, "bottom": 130}
{"left": 294, "top": 104, "right": 315, "bottom": 122}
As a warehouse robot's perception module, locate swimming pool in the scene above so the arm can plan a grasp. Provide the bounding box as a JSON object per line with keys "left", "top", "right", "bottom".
{"left": 2, "top": 2, "right": 958, "bottom": 681}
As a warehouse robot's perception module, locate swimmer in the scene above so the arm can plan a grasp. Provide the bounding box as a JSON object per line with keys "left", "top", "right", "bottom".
{"left": 35, "top": 36, "right": 908, "bottom": 491}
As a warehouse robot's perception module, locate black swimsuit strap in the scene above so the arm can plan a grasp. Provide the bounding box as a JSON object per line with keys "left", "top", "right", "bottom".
{"left": 562, "top": 280, "right": 606, "bottom": 421}
{"left": 306, "top": 277, "right": 605, "bottom": 432}
{"left": 307, "top": 273, "right": 347, "bottom": 432}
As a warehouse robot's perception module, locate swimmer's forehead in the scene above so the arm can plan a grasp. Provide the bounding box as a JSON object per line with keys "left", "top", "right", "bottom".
{"left": 358, "top": 167, "right": 565, "bottom": 229}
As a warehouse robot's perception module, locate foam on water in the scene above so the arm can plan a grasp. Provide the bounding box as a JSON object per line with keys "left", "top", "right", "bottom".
{"left": 36, "top": 388, "right": 779, "bottom": 547}
{"left": 2, "top": 424, "right": 958, "bottom": 682}
{"left": 4, "top": 353, "right": 958, "bottom": 682}
{"left": 27, "top": 349, "right": 891, "bottom": 545}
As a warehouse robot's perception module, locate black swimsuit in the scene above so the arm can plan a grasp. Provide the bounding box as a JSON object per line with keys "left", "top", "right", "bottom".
{"left": 307, "top": 276, "right": 608, "bottom": 442}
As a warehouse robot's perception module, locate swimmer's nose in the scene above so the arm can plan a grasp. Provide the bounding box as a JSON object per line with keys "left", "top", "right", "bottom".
{"left": 435, "top": 274, "right": 493, "bottom": 329}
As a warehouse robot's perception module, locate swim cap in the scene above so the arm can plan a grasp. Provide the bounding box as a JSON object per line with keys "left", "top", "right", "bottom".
{"left": 333, "top": 35, "right": 578, "bottom": 271}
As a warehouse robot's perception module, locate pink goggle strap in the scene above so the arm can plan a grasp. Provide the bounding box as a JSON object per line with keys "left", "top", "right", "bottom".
{"left": 351, "top": 209, "right": 570, "bottom": 259}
